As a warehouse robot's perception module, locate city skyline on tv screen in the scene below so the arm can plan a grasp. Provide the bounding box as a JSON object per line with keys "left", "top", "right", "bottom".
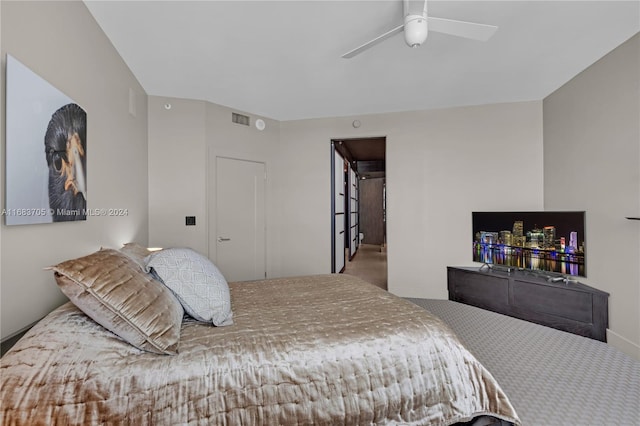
{"left": 472, "top": 211, "right": 586, "bottom": 277}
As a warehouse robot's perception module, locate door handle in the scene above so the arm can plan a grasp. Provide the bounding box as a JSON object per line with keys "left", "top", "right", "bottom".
{"left": 217, "top": 237, "right": 231, "bottom": 242}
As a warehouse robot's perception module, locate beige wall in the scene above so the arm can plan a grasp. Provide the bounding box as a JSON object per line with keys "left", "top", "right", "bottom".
{"left": 543, "top": 34, "right": 640, "bottom": 358}
{"left": 147, "top": 97, "right": 280, "bottom": 275}
{"left": 1, "top": 1, "right": 149, "bottom": 338}
{"left": 275, "top": 102, "right": 545, "bottom": 298}
{"left": 148, "top": 100, "right": 544, "bottom": 297}
{"left": 205, "top": 102, "right": 281, "bottom": 278}
{"left": 148, "top": 97, "right": 208, "bottom": 254}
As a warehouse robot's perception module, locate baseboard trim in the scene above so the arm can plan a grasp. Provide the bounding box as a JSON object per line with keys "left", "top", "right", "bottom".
{"left": 607, "top": 329, "right": 640, "bottom": 361}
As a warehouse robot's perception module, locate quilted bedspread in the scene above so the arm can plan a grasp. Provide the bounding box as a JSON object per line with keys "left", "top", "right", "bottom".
{"left": 1, "top": 274, "right": 520, "bottom": 425}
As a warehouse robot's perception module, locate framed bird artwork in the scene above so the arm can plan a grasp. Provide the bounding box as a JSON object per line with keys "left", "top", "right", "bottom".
{"left": 4, "top": 54, "right": 87, "bottom": 225}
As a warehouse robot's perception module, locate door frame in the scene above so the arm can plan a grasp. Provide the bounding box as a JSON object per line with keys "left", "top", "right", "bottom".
{"left": 331, "top": 136, "right": 387, "bottom": 276}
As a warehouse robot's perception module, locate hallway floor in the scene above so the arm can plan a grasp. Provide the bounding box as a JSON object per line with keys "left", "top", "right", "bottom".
{"left": 343, "top": 243, "right": 387, "bottom": 290}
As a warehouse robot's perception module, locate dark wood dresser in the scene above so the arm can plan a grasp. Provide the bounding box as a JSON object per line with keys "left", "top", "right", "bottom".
{"left": 447, "top": 266, "right": 609, "bottom": 341}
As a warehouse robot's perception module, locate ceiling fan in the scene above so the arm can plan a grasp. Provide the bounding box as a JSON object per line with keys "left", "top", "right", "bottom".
{"left": 342, "top": 0, "right": 498, "bottom": 59}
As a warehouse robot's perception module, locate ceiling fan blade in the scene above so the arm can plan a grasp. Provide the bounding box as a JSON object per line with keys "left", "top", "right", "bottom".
{"left": 342, "top": 24, "right": 404, "bottom": 59}
{"left": 427, "top": 17, "right": 498, "bottom": 41}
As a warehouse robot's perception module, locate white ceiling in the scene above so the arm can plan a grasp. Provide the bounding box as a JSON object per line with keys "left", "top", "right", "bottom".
{"left": 84, "top": 1, "right": 640, "bottom": 121}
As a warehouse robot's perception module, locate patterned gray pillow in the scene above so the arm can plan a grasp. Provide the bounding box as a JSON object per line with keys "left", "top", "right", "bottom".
{"left": 145, "top": 248, "right": 233, "bottom": 326}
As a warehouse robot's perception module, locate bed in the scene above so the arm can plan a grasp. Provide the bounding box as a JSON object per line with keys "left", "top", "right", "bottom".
{"left": 0, "top": 248, "right": 519, "bottom": 425}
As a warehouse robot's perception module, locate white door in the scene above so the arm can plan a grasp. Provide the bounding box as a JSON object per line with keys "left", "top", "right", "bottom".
{"left": 214, "top": 157, "right": 266, "bottom": 282}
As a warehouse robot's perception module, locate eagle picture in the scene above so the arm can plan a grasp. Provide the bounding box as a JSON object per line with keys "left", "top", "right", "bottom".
{"left": 44, "top": 103, "right": 87, "bottom": 221}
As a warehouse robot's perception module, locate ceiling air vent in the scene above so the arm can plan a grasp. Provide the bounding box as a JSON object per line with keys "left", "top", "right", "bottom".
{"left": 232, "top": 112, "right": 250, "bottom": 126}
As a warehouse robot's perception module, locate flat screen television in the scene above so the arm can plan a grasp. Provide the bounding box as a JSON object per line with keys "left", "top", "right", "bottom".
{"left": 472, "top": 211, "right": 586, "bottom": 277}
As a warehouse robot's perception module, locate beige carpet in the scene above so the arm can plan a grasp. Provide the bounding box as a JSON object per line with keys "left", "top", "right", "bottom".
{"left": 343, "top": 244, "right": 387, "bottom": 290}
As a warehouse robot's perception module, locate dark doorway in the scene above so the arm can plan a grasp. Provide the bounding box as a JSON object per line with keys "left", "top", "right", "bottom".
{"left": 331, "top": 137, "right": 387, "bottom": 289}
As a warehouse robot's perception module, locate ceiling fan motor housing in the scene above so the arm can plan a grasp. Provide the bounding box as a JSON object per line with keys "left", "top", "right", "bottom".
{"left": 404, "top": 14, "right": 428, "bottom": 47}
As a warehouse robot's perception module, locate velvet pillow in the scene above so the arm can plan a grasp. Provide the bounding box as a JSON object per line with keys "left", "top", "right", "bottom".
{"left": 119, "top": 242, "right": 153, "bottom": 271}
{"left": 48, "top": 249, "right": 184, "bottom": 355}
{"left": 145, "top": 248, "right": 233, "bottom": 326}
